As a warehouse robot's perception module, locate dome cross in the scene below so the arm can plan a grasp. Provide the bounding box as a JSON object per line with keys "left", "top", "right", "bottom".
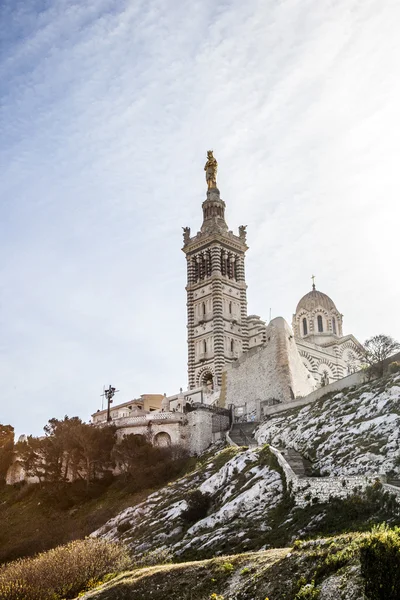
{"left": 311, "top": 274, "right": 316, "bottom": 290}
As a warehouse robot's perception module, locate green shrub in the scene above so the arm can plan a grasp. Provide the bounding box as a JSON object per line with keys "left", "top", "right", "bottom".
{"left": 0, "top": 538, "right": 130, "bottom": 600}
{"left": 117, "top": 520, "right": 131, "bottom": 534}
{"left": 360, "top": 524, "right": 400, "bottom": 600}
{"left": 221, "top": 561, "right": 234, "bottom": 573}
{"left": 295, "top": 581, "right": 321, "bottom": 599}
{"left": 388, "top": 361, "right": 400, "bottom": 374}
{"left": 181, "top": 489, "right": 211, "bottom": 524}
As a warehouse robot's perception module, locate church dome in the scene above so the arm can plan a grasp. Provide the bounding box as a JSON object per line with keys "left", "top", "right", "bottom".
{"left": 292, "top": 284, "right": 343, "bottom": 343}
{"left": 296, "top": 289, "right": 338, "bottom": 314}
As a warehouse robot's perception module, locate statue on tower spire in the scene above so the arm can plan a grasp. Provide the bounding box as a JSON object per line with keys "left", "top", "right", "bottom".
{"left": 204, "top": 150, "right": 218, "bottom": 189}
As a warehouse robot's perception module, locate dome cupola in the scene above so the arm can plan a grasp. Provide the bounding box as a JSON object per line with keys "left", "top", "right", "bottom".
{"left": 292, "top": 278, "right": 343, "bottom": 345}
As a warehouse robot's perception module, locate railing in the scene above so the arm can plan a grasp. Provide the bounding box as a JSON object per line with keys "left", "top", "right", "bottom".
{"left": 97, "top": 412, "right": 186, "bottom": 427}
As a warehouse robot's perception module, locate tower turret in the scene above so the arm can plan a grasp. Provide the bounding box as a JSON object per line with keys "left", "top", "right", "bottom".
{"left": 182, "top": 152, "right": 249, "bottom": 390}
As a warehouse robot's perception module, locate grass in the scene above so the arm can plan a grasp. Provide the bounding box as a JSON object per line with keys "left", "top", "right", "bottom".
{"left": 73, "top": 527, "right": 400, "bottom": 599}
{"left": 3, "top": 527, "right": 396, "bottom": 600}
{"left": 79, "top": 548, "right": 290, "bottom": 600}
{"left": 0, "top": 477, "right": 180, "bottom": 564}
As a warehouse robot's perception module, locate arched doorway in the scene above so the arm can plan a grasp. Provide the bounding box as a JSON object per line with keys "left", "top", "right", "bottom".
{"left": 202, "top": 371, "right": 214, "bottom": 391}
{"left": 153, "top": 432, "right": 171, "bottom": 447}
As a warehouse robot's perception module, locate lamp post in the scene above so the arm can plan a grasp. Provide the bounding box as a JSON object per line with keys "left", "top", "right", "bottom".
{"left": 103, "top": 385, "right": 118, "bottom": 423}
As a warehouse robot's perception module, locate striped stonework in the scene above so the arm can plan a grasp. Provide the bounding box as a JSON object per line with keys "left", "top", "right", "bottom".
{"left": 182, "top": 182, "right": 249, "bottom": 391}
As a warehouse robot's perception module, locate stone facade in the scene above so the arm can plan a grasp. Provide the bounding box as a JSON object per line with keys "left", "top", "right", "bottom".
{"left": 269, "top": 446, "right": 389, "bottom": 508}
{"left": 247, "top": 286, "right": 364, "bottom": 386}
{"left": 182, "top": 158, "right": 249, "bottom": 391}
{"left": 292, "top": 286, "right": 364, "bottom": 385}
{"left": 91, "top": 403, "right": 230, "bottom": 456}
{"left": 222, "top": 317, "right": 316, "bottom": 421}
{"left": 92, "top": 394, "right": 163, "bottom": 424}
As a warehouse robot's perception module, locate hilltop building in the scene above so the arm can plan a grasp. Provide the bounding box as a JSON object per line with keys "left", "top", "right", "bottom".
{"left": 88, "top": 151, "right": 363, "bottom": 454}
{"left": 182, "top": 151, "right": 363, "bottom": 394}
{"left": 182, "top": 150, "right": 249, "bottom": 390}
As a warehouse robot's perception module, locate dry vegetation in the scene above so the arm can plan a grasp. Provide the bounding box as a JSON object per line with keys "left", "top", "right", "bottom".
{"left": 0, "top": 538, "right": 130, "bottom": 600}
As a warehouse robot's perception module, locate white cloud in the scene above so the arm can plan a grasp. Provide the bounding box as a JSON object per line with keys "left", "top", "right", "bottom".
{"left": 1, "top": 0, "right": 399, "bottom": 435}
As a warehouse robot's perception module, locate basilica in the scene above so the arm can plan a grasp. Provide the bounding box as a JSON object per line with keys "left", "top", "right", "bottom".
{"left": 88, "top": 151, "right": 365, "bottom": 455}
{"left": 183, "top": 151, "right": 363, "bottom": 394}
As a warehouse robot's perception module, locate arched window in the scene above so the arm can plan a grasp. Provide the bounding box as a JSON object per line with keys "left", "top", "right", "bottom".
{"left": 229, "top": 301, "right": 232, "bottom": 314}
{"left": 202, "top": 302, "right": 206, "bottom": 316}
{"left": 230, "top": 339, "right": 234, "bottom": 352}
{"left": 302, "top": 318, "right": 308, "bottom": 336}
{"left": 332, "top": 317, "right": 337, "bottom": 334}
{"left": 317, "top": 315, "right": 323, "bottom": 332}
{"left": 203, "top": 339, "right": 207, "bottom": 353}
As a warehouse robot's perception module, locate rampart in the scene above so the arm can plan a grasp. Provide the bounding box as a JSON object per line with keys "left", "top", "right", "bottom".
{"left": 269, "top": 446, "right": 397, "bottom": 508}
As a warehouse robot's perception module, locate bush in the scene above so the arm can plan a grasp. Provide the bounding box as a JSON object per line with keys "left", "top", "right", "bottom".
{"left": 0, "top": 538, "right": 130, "bottom": 600}
{"left": 295, "top": 581, "right": 320, "bottom": 599}
{"left": 181, "top": 489, "right": 211, "bottom": 524}
{"left": 360, "top": 524, "right": 400, "bottom": 600}
{"left": 388, "top": 361, "right": 400, "bottom": 374}
{"left": 117, "top": 520, "right": 132, "bottom": 534}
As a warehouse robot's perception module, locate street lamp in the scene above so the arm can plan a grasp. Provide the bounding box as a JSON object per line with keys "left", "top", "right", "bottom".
{"left": 101, "top": 385, "right": 119, "bottom": 423}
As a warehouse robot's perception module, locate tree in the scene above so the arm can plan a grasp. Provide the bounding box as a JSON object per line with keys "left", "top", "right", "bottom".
{"left": 112, "top": 434, "right": 152, "bottom": 480}
{"left": 71, "top": 423, "right": 116, "bottom": 488}
{"left": 44, "top": 416, "right": 84, "bottom": 481}
{"left": 363, "top": 334, "right": 400, "bottom": 377}
{"left": 15, "top": 436, "right": 47, "bottom": 484}
{"left": 0, "top": 424, "right": 14, "bottom": 483}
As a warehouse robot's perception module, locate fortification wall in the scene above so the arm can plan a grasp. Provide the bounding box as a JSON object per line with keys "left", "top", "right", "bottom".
{"left": 269, "top": 446, "right": 393, "bottom": 508}
{"left": 187, "top": 410, "right": 214, "bottom": 455}
{"left": 262, "top": 350, "right": 400, "bottom": 419}
{"left": 224, "top": 317, "right": 315, "bottom": 419}
{"left": 262, "top": 370, "right": 366, "bottom": 418}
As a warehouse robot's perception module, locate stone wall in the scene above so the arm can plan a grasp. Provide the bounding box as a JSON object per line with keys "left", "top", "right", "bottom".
{"left": 262, "top": 351, "right": 400, "bottom": 419}
{"left": 262, "top": 370, "right": 366, "bottom": 418}
{"left": 269, "top": 446, "right": 392, "bottom": 508}
{"left": 223, "top": 317, "right": 315, "bottom": 420}
{"left": 115, "top": 409, "right": 228, "bottom": 456}
{"left": 383, "top": 483, "right": 400, "bottom": 502}
{"left": 187, "top": 410, "right": 214, "bottom": 455}
{"left": 6, "top": 461, "right": 39, "bottom": 485}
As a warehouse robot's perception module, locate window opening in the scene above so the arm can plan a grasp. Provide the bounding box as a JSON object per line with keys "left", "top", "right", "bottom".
{"left": 302, "top": 318, "right": 308, "bottom": 336}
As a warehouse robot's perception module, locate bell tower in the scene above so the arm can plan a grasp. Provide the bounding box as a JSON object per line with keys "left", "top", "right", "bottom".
{"left": 182, "top": 151, "right": 249, "bottom": 390}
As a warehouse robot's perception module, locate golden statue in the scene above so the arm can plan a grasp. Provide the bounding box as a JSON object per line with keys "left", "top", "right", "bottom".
{"left": 204, "top": 150, "right": 218, "bottom": 189}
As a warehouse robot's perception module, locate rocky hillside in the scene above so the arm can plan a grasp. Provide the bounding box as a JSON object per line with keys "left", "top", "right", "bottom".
{"left": 93, "top": 373, "right": 400, "bottom": 561}
{"left": 256, "top": 372, "right": 400, "bottom": 478}
{"left": 94, "top": 445, "right": 284, "bottom": 559}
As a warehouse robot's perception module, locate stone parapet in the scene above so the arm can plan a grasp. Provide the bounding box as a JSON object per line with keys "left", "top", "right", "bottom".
{"left": 269, "top": 446, "right": 395, "bottom": 508}
{"left": 112, "top": 412, "right": 187, "bottom": 427}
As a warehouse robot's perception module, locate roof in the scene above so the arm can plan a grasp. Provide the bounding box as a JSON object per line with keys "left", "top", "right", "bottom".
{"left": 296, "top": 288, "right": 338, "bottom": 314}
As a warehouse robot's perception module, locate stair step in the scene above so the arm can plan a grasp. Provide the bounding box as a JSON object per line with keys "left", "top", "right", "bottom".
{"left": 283, "top": 449, "right": 309, "bottom": 477}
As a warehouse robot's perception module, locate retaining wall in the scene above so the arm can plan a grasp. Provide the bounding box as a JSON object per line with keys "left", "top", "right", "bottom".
{"left": 263, "top": 351, "right": 400, "bottom": 418}
{"left": 263, "top": 370, "right": 366, "bottom": 418}
{"left": 269, "top": 445, "right": 393, "bottom": 508}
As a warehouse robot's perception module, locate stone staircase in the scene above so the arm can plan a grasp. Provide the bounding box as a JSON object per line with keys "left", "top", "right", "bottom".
{"left": 229, "top": 422, "right": 259, "bottom": 447}
{"left": 278, "top": 448, "right": 314, "bottom": 478}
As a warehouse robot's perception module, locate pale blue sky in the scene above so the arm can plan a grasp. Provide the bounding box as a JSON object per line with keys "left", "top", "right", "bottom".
{"left": 1, "top": 0, "right": 399, "bottom": 436}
